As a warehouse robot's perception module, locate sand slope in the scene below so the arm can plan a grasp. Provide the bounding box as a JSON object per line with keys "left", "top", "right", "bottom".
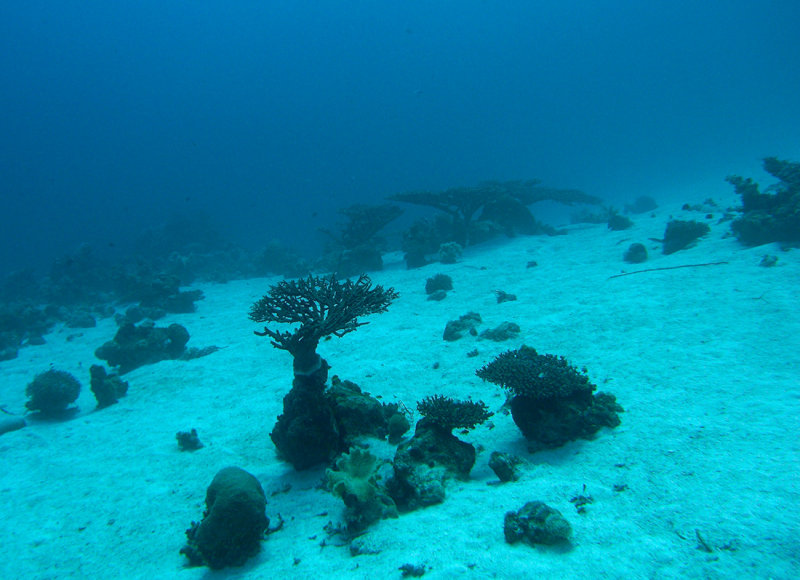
{"left": 1, "top": 198, "right": 798, "bottom": 579}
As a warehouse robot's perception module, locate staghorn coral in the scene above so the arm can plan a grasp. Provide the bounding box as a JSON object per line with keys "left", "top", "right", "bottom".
{"left": 477, "top": 345, "right": 622, "bottom": 451}
{"left": 250, "top": 274, "right": 398, "bottom": 470}
{"left": 386, "top": 396, "right": 491, "bottom": 512}
{"left": 250, "top": 274, "right": 398, "bottom": 376}
{"left": 416, "top": 395, "right": 492, "bottom": 432}
{"left": 476, "top": 345, "right": 592, "bottom": 400}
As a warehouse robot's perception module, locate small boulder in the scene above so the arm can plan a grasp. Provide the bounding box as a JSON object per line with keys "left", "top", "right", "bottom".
{"left": 623, "top": 243, "right": 648, "bottom": 264}
{"left": 504, "top": 501, "right": 571, "bottom": 546}
{"left": 181, "top": 467, "right": 268, "bottom": 569}
{"left": 25, "top": 369, "right": 81, "bottom": 417}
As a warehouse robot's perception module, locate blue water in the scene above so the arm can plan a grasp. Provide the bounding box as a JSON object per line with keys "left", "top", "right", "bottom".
{"left": 2, "top": 0, "right": 799, "bottom": 273}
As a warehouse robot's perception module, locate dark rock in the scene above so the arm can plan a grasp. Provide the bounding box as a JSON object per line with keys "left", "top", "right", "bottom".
{"left": 488, "top": 451, "right": 522, "bottom": 482}
{"left": 759, "top": 255, "right": 778, "bottom": 267}
{"left": 326, "top": 377, "right": 389, "bottom": 443}
{"left": 89, "top": 364, "right": 129, "bottom": 408}
{"left": 607, "top": 211, "right": 633, "bottom": 231}
{"left": 177, "top": 428, "right": 204, "bottom": 451}
{"left": 480, "top": 321, "right": 520, "bottom": 342}
{"left": 425, "top": 274, "right": 453, "bottom": 295}
{"left": 387, "top": 412, "right": 411, "bottom": 444}
{"left": 399, "top": 563, "right": 427, "bottom": 577}
{"left": 270, "top": 369, "right": 341, "bottom": 470}
{"left": 504, "top": 501, "right": 571, "bottom": 545}
{"left": 94, "top": 321, "right": 190, "bottom": 373}
{"left": 0, "top": 346, "right": 18, "bottom": 361}
{"left": 387, "top": 419, "right": 477, "bottom": 511}
{"left": 443, "top": 312, "right": 481, "bottom": 342}
{"left": 26, "top": 334, "right": 46, "bottom": 346}
{"left": 495, "top": 290, "right": 517, "bottom": 303}
{"left": 438, "top": 242, "right": 462, "bottom": 264}
{"left": 623, "top": 243, "right": 648, "bottom": 264}
{"left": 180, "top": 467, "right": 268, "bottom": 569}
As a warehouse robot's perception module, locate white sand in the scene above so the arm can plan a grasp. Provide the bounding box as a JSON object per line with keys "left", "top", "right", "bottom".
{"left": 1, "top": 197, "right": 798, "bottom": 579}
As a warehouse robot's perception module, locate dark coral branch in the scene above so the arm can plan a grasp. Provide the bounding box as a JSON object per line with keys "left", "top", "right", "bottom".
{"left": 249, "top": 273, "right": 398, "bottom": 364}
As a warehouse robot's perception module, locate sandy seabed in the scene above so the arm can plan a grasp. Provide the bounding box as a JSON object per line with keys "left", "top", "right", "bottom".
{"left": 1, "top": 195, "right": 798, "bottom": 580}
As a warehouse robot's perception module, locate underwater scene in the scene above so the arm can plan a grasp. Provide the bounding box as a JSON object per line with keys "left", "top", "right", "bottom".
{"left": 1, "top": 2, "right": 799, "bottom": 579}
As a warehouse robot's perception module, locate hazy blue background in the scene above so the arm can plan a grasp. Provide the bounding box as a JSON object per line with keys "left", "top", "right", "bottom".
{"left": 2, "top": 0, "right": 799, "bottom": 274}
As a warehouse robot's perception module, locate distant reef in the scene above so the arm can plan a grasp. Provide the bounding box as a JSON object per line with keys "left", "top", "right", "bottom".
{"left": 727, "top": 157, "right": 800, "bottom": 247}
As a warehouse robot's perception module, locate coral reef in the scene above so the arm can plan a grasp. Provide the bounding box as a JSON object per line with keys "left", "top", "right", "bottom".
{"left": 0, "top": 302, "right": 52, "bottom": 360}
{"left": 89, "top": 364, "right": 129, "bottom": 408}
{"left": 129, "top": 274, "right": 204, "bottom": 314}
{"left": 438, "top": 242, "right": 463, "bottom": 264}
{"left": 257, "top": 240, "right": 311, "bottom": 279}
{"left": 399, "top": 216, "right": 453, "bottom": 268}
{"left": 478, "top": 194, "right": 561, "bottom": 239}
{"left": 250, "top": 274, "right": 398, "bottom": 469}
{"left": 386, "top": 396, "right": 491, "bottom": 511}
{"left": 326, "top": 448, "right": 398, "bottom": 534}
{"left": 476, "top": 345, "right": 622, "bottom": 450}
{"left": 250, "top": 274, "right": 397, "bottom": 376}
{"left": 25, "top": 369, "right": 81, "bottom": 417}
{"left": 181, "top": 467, "right": 268, "bottom": 569}
{"left": 387, "top": 412, "right": 411, "bottom": 444}
{"left": 727, "top": 157, "right": 800, "bottom": 246}
{"left": 94, "top": 321, "right": 190, "bottom": 373}
{"left": 662, "top": 220, "right": 710, "bottom": 255}
{"left": 326, "top": 377, "right": 394, "bottom": 445}
{"left": 320, "top": 204, "right": 403, "bottom": 276}
{"left": 390, "top": 180, "right": 600, "bottom": 247}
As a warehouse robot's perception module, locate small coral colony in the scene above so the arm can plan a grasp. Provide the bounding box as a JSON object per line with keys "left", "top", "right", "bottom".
{"left": 3, "top": 158, "right": 797, "bottom": 569}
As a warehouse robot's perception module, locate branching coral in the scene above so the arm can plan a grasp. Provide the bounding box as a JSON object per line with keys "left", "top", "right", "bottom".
{"left": 250, "top": 273, "right": 398, "bottom": 375}
{"left": 390, "top": 180, "right": 601, "bottom": 246}
{"left": 727, "top": 157, "right": 800, "bottom": 246}
{"left": 417, "top": 395, "right": 492, "bottom": 432}
{"left": 476, "top": 345, "right": 592, "bottom": 400}
{"left": 250, "top": 274, "right": 398, "bottom": 470}
{"left": 477, "top": 345, "right": 622, "bottom": 450}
